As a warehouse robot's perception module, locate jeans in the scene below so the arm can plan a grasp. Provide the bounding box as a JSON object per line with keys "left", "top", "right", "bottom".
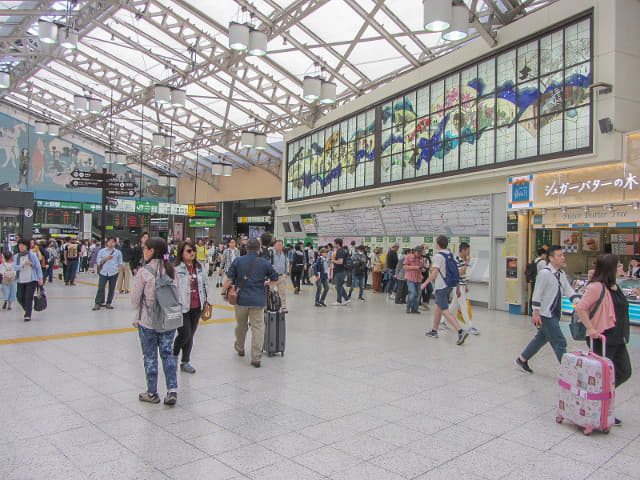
{"left": 385, "top": 269, "right": 397, "bottom": 294}
{"left": 334, "top": 271, "right": 348, "bottom": 303}
{"left": 17, "top": 281, "right": 37, "bottom": 318}
{"left": 315, "top": 277, "right": 329, "bottom": 304}
{"left": 406, "top": 281, "right": 421, "bottom": 312}
{"left": 95, "top": 274, "right": 118, "bottom": 306}
{"left": 521, "top": 314, "right": 567, "bottom": 363}
{"left": 174, "top": 307, "right": 201, "bottom": 363}
{"left": 2, "top": 282, "right": 17, "bottom": 302}
{"left": 138, "top": 325, "right": 177, "bottom": 394}
{"left": 348, "top": 273, "right": 365, "bottom": 299}
{"left": 64, "top": 259, "right": 78, "bottom": 283}
{"left": 46, "top": 261, "right": 54, "bottom": 283}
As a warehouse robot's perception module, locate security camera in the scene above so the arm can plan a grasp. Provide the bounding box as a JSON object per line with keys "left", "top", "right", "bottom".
{"left": 380, "top": 195, "right": 389, "bottom": 207}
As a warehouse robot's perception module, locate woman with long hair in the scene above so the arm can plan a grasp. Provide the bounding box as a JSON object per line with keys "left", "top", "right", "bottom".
{"left": 172, "top": 241, "right": 210, "bottom": 374}
{"left": 131, "top": 237, "right": 179, "bottom": 405}
{"left": 575, "top": 253, "right": 632, "bottom": 426}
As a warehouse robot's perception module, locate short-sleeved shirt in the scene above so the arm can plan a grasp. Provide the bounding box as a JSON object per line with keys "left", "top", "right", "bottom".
{"left": 333, "top": 248, "right": 347, "bottom": 274}
{"left": 403, "top": 254, "right": 424, "bottom": 283}
{"left": 433, "top": 249, "right": 451, "bottom": 291}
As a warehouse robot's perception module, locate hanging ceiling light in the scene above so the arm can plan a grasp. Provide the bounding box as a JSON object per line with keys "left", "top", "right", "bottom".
{"left": 35, "top": 121, "right": 47, "bottom": 134}
{"left": 303, "top": 76, "right": 322, "bottom": 101}
{"left": 229, "top": 22, "right": 250, "bottom": 51}
{"left": 170, "top": 88, "right": 186, "bottom": 107}
{"left": 320, "top": 81, "right": 337, "bottom": 104}
{"left": 59, "top": 29, "right": 77, "bottom": 49}
{"left": 38, "top": 20, "right": 58, "bottom": 44}
{"left": 0, "top": 71, "right": 9, "bottom": 89}
{"left": 152, "top": 133, "right": 165, "bottom": 148}
{"left": 88, "top": 98, "right": 102, "bottom": 114}
{"left": 423, "top": 0, "right": 452, "bottom": 32}
{"left": 154, "top": 85, "right": 170, "bottom": 104}
{"left": 254, "top": 133, "right": 267, "bottom": 150}
{"left": 47, "top": 124, "right": 59, "bottom": 136}
{"left": 248, "top": 28, "right": 268, "bottom": 56}
{"left": 164, "top": 135, "right": 175, "bottom": 149}
{"left": 211, "top": 163, "right": 223, "bottom": 176}
{"left": 73, "top": 94, "right": 88, "bottom": 111}
{"left": 104, "top": 151, "right": 115, "bottom": 163}
{"left": 222, "top": 164, "right": 233, "bottom": 176}
{"left": 241, "top": 131, "right": 255, "bottom": 148}
{"left": 115, "top": 153, "right": 128, "bottom": 165}
{"left": 442, "top": 3, "right": 469, "bottom": 41}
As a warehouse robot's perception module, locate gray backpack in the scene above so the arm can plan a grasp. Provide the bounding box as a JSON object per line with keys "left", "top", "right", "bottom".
{"left": 141, "top": 266, "right": 183, "bottom": 332}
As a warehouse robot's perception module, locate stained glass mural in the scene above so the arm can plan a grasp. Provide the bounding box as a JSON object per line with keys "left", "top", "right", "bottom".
{"left": 287, "top": 16, "right": 592, "bottom": 200}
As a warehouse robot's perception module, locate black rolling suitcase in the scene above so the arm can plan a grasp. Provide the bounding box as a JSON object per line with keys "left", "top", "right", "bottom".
{"left": 264, "top": 310, "right": 286, "bottom": 356}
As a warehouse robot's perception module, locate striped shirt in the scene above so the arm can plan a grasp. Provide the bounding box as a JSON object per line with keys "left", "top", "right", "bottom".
{"left": 455, "top": 255, "right": 468, "bottom": 285}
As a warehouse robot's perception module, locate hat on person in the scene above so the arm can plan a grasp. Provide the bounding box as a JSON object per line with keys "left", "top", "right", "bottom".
{"left": 392, "top": 242, "right": 400, "bottom": 247}
{"left": 414, "top": 245, "right": 424, "bottom": 251}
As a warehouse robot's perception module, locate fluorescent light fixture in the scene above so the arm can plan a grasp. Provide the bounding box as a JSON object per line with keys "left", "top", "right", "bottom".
{"left": 241, "top": 131, "right": 255, "bottom": 148}
{"left": 35, "top": 121, "right": 47, "bottom": 134}
{"left": 302, "top": 76, "right": 322, "bottom": 101}
{"left": 229, "top": 22, "right": 250, "bottom": 51}
{"left": 152, "top": 133, "right": 165, "bottom": 147}
{"left": 164, "top": 135, "right": 175, "bottom": 149}
{"left": 442, "top": 4, "right": 468, "bottom": 41}
{"left": 423, "top": 0, "right": 452, "bottom": 32}
{"left": 248, "top": 29, "right": 267, "bottom": 56}
{"left": 38, "top": 20, "right": 58, "bottom": 44}
{"left": 211, "top": 163, "right": 223, "bottom": 175}
{"left": 115, "top": 153, "right": 128, "bottom": 165}
{"left": 319, "top": 81, "right": 337, "bottom": 104}
{"left": 73, "top": 95, "right": 88, "bottom": 111}
{"left": 222, "top": 164, "right": 233, "bottom": 176}
{"left": 88, "top": 98, "right": 102, "bottom": 114}
{"left": 60, "top": 29, "right": 77, "bottom": 49}
{"left": 0, "top": 72, "right": 9, "bottom": 89}
{"left": 154, "top": 85, "right": 170, "bottom": 104}
{"left": 47, "top": 124, "right": 59, "bottom": 136}
{"left": 170, "top": 88, "right": 186, "bottom": 107}
{"left": 254, "top": 133, "right": 267, "bottom": 150}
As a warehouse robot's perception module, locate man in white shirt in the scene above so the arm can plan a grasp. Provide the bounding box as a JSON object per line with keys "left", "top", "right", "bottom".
{"left": 422, "top": 236, "right": 469, "bottom": 346}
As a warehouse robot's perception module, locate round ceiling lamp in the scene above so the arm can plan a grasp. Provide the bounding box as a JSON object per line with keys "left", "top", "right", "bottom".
{"left": 35, "top": 121, "right": 47, "bottom": 134}
{"left": 302, "top": 76, "right": 322, "bottom": 101}
{"left": 222, "top": 164, "right": 233, "bottom": 177}
{"left": 170, "top": 88, "right": 186, "bottom": 107}
{"left": 241, "top": 131, "right": 255, "bottom": 148}
{"left": 0, "top": 72, "right": 9, "bottom": 89}
{"left": 38, "top": 20, "right": 58, "bottom": 44}
{"left": 248, "top": 29, "right": 267, "bottom": 56}
{"left": 319, "top": 81, "right": 337, "bottom": 104}
{"left": 229, "top": 22, "right": 250, "bottom": 51}
{"left": 423, "top": 0, "right": 452, "bottom": 32}
{"left": 154, "top": 85, "right": 170, "bottom": 104}
{"left": 442, "top": 4, "right": 469, "bottom": 41}
{"left": 254, "top": 133, "right": 267, "bottom": 150}
{"left": 211, "top": 163, "right": 223, "bottom": 176}
{"left": 60, "top": 29, "right": 77, "bottom": 49}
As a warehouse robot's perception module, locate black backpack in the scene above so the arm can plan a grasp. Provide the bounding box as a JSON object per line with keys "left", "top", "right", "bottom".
{"left": 292, "top": 251, "right": 305, "bottom": 270}
{"left": 525, "top": 258, "right": 541, "bottom": 284}
{"left": 352, "top": 256, "right": 366, "bottom": 275}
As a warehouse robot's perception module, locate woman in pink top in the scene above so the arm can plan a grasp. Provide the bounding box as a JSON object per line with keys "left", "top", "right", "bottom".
{"left": 575, "top": 254, "right": 632, "bottom": 425}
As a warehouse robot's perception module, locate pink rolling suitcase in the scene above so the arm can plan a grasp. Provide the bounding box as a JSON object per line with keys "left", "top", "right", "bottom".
{"left": 556, "top": 336, "right": 615, "bottom": 435}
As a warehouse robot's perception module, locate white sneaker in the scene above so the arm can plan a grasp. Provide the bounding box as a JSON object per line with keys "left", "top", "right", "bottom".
{"left": 468, "top": 327, "right": 480, "bottom": 335}
{"left": 343, "top": 299, "right": 351, "bottom": 305}
{"left": 439, "top": 321, "right": 449, "bottom": 330}
{"left": 331, "top": 302, "right": 343, "bottom": 306}
{"left": 388, "top": 294, "right": 395, "bottom": 299}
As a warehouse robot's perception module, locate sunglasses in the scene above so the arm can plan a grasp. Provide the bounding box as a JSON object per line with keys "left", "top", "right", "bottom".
{"left": 185, "top": 248, "right": 194, "bottom": 253}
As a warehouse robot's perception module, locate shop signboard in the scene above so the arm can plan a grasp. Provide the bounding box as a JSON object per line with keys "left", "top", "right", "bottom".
{"left": 508, "top": 176, "right": 534, "bottom": 209}
{"left": 172, "top": 204, "right": 189, "bottom": 216}
{"left": 532, "top": 204, "right": 640, "bottom": 228}
{"left": 36, "top": 200, "right": 83, "bottom": 210}
{"left": 188, "top": 205, "right": 196, "bottom": 217}
{"left": 135, "top": 201, "right": 158, "bottom": 214}
{"left": 189, "top": 218, "right": 216, "bottom": 227}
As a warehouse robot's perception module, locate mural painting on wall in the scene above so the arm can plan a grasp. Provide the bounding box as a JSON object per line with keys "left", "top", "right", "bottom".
{"left": 286, "top": 17, "right": 591, "bottom": 201}
{"left": 0, "top": 112, "right": 174, "bottom": 201}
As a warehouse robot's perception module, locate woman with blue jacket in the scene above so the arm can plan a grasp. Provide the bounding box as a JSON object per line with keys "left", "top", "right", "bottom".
{"left": 173, "top": 241, "right": 210, "bottom": 374}
{"left": 313, "top": 247, "right": 329, "bottom": 307}
{"left": 13, "top": 239, "right": 43, "bottom": 321}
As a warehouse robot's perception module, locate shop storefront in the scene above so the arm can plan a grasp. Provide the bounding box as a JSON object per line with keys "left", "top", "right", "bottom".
{"left": 0, "top": 190, "right": 34, "bottom": 251}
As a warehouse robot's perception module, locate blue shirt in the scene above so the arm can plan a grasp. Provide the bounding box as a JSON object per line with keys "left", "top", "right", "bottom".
{"left": 97, "top": 248, "right": 123, "bottom": 277}
{"left": 227, "top": 253, "right": 279, "bottom": 307}
{"left": 13, "top": 251, "right": 43, "bottom": 283}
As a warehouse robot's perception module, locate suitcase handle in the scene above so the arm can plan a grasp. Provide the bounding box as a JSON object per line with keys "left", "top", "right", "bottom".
{"left": 588, "top": 334, "right": 606, "bottom": 357}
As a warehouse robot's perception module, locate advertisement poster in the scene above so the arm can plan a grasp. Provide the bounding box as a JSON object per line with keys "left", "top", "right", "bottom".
{"left": 506, "top": 257, "right": 518, "bottom": 279}
{"left": 173, "top": 222, "right": 183, "bottom": 242}
{"left": 582, "top": 232, "right": 601, "bottom": 253}
{"left": 561, "top": 230, "right": 580, "bottom": 253}
{"left": 507, "top": 211, "right": 519, "bottom": 232}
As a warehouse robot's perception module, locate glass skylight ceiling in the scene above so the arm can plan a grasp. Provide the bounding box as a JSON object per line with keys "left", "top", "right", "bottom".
{"left": 0, "top": 0, "right": 559, "bottom": 179}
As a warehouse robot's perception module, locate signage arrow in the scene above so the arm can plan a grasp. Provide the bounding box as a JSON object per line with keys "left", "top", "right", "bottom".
{"left": 105, "top": 181, "right": 137, "bottom": 189}
{"left": 69, "top": 179, "right": 103, "bottom": 188}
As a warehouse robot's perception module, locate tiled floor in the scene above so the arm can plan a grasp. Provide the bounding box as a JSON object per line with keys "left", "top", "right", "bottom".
{"left": 1, "top": 274, "right": 639, "bottom": 480}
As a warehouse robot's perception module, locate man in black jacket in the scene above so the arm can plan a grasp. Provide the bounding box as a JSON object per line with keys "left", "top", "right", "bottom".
{"left": 385, "top": 243, "right": 400, "bottom": 298}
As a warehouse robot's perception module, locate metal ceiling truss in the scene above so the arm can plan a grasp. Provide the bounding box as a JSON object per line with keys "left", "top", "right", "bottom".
{"left": 0, "top": 0, "right": 558, "bottom": 184}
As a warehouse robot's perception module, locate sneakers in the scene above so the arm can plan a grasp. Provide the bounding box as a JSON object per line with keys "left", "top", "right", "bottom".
{"left": 92, "top": 305, "right": 101, "bottom": 311}
{"left": 439, "top": 321, "right": 449, "bottom": 330}
{"left": 343, "top": 299, "right": 351, "bottom": 305}
{"left": 139, "top": 392, "right": 160, "bottom": 404}
{"left": 320, "top": 302, "right": 327, "bottom": 307}
{"left": 425, "top": 330, "right": 439, "bottom": 338}
{"left": 420, "top": 305, "right": 430, "bottom": 311}
{"left": 105, "top": 304, "right": 114, "bottom": 310}
{"left": 2, "top": 300, "right": 7, "bottom": 310}
{"left": 331, "top": 302, "right": 343, "bottom": 306}
{"left": 250, "top": 360, "right": 261, "bottom": 368}
{"left": 314, "top": 302, "right": 322, "bottom": 307}
{"left": 164, "top": 392, "right": 177, "bottom": 405}
{"left": 234, "top": 342, "right": 245, "bottom": 357}
{"left": 359, "top": 297, "right": 365, "bottom": 301}
{"left": 515, "top": 357, "right": 533, "bottom": 374}
{"left": 468, "top": 327, "right": 480, "bottom": 335}
{"left": 456, "top": 330, "right": 469, "bottom": 346}
{"left": 23, "top": 316, "right": 31, "bottom": 322}
{"left": 180, "top": 363, "right": 196, "bottom": 374}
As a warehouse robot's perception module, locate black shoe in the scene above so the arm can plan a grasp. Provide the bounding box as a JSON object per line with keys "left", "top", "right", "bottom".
{"left": 320, "top": 302, "right": 327, "bottom": 307}
{"left": 24, "top": 316, "right": 31, "bottom": 322}
{"left": 2, "top": 301, "right": 6, "bottom": 310}
{"left": 515, "top": 357, "right": 533, "bottom": 374}
{"left": 314, "top": 302, "right": 322, "bottom": 307}
{"left": 359, "top": 297, "right": 365, "bottom": 301}
{"left": 614, "top": 418, "right": 622, "bottom": 426}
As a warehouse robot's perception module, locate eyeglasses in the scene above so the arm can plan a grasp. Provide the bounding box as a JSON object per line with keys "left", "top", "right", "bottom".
{"left": 185, "top": 249, "right": 194, "bottom": 253}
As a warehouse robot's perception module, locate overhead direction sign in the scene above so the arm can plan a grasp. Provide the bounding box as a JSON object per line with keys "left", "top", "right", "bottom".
{"left": 106, "top": 189, "right": 137, "bottom": 197}
{"left": 106, "top": 181, "right": 137, "bottom": 189}
{"left": 69, "top": 179, "right": 103, "bottom": 188}
{"left": 70, "top": 169, "right": 116, "bottom": 180}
